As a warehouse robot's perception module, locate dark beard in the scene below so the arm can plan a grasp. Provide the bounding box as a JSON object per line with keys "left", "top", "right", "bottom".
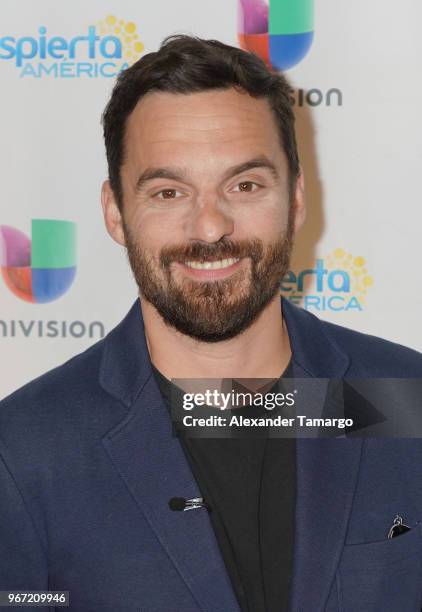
{"left": 123, "top": 210, "right": 295, "bottom": 343}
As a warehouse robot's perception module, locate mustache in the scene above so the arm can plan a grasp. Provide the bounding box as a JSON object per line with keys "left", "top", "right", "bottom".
{"left": 159, "top": 238, "right": 264, "bottom": 268}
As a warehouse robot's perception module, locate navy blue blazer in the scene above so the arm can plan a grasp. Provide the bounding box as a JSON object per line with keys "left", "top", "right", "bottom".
{"left": 0, "top": 297, "right": 422, "bottom": 612}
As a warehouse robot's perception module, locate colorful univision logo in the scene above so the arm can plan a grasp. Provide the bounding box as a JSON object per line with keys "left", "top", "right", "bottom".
{"left": 0, "top": 220, "right": 76, "bottom": 303}
{"left": 238, "top": 0, "right": 314, "bottom": 70}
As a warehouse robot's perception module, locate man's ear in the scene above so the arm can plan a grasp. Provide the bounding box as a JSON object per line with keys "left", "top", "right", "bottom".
{"left": 292, "top": 170, "right": 306, "bottom": 233}
{"left": 101, "top": 180, "right": 126, "bottom": 246}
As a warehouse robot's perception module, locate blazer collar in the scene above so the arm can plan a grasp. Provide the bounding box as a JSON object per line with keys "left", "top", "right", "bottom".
{"left": 281, "top": 297, "right": 350, "bottom": 378}
{"left": 99, "top": 296, "right": 351, "bottom": 406}
{"left": 99, "top": 300, "right": 152, "bottom": 407}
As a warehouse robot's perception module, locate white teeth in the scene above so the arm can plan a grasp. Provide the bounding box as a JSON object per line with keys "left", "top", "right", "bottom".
{"left": 184, "top": 258, "right": 240, "bottom": 270}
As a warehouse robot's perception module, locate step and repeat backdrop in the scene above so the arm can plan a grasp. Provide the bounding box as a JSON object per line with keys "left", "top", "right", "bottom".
{"left": 0, "top": 1, "right": 421, "bottom": 398}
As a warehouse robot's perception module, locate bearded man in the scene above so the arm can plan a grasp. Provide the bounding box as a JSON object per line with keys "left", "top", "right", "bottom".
{"left": 0, "top": 35, "right": 421, "bottom": 612}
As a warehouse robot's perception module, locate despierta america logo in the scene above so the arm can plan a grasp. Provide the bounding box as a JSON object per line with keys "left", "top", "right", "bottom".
{"left": 238, "top": 0, "right": 314, "bottom": 70}
{"left": 0, "top": 15, "right": 144, "bottom": 78}
{"left": 0, "top": 219, "right": 76, "bottom": 303}
{"left": 281, "top": 249, "right": 374, "bottom": 312}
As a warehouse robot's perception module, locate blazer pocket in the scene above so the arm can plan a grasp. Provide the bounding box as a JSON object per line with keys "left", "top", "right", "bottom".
{"left": 336, "top": 523, "right": 422, "bottom": 612}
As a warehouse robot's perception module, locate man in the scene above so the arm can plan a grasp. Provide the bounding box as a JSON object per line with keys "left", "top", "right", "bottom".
{"left": 0, "top": 35, "right": 421, "bottom": 612}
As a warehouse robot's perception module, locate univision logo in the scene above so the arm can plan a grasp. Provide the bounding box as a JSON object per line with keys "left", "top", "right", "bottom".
{"left": 238, "top": 0, "right": 314, "bottom": 70}
{"left": 0, "top": 219, "right": 76, "bottom": 303}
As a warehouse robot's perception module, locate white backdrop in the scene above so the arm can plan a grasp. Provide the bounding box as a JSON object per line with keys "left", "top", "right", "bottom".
{"left": 1, "top": 0, "right": 421, "bottom": 399}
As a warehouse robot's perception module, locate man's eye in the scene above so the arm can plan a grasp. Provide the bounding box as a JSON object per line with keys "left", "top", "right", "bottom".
{"left": 154, "top": 189, "right": 183, "bottom": 200}
{"left": 233, "top": 181, "right": 259, "bottom": 193}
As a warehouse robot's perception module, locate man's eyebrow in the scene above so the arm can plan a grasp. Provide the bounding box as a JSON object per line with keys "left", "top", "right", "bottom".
{"left": 134, "top": 156, "right": 279, "bottom": 192}
{"left": 135, "top": 167, "right": 187, "bottom": 192}
{"left": 222, "top": 156, "right": 279, "bottom": 182}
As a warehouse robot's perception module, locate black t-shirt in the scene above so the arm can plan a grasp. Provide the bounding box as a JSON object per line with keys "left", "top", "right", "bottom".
{"left": 152, "top": 362, "right": 296, "bottom": 612}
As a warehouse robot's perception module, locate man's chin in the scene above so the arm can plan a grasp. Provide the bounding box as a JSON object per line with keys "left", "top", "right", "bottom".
{"left": 148, "top": 286, "right": 277, "bottom": 343}
{"left": 162, "top": 314, "right": 252, "bottom": 343}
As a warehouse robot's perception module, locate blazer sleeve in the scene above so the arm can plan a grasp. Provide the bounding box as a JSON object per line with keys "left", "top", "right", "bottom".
{"left": 0, "top": 450, "right": 51, "bottom": 609}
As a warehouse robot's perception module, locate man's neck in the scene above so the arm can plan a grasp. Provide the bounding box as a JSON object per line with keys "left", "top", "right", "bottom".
{"left": 139, "top": 294, "right": 291, "bottom": 380}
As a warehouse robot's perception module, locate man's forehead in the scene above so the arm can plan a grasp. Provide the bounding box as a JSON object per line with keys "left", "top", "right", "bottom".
{"left": 123, "top": 88, "right": 282, "bottom": 167}
{"left": 126, "top": 89, "right": 276, "bottom": 140}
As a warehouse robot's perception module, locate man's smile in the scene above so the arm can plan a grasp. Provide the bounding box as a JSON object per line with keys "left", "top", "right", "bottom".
{"left": 174, "top": 257, "right": 245, "bottom": 281}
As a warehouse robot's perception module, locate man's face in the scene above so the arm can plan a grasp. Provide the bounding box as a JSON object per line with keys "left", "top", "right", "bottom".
{"left": 102, "top": 88, "right": 305, "bottom": 342}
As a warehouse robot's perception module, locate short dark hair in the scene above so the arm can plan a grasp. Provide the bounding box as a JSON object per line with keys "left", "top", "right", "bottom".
{"left": 101, "top": 34, "right": 300, "bottom": 210}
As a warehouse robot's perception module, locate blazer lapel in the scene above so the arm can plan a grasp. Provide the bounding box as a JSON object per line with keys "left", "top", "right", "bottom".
{"left": 282, "top": 300, "right": 364, "bottom": 611}
{"left": 100, "top": 300, "right": 240, "bottom": 612}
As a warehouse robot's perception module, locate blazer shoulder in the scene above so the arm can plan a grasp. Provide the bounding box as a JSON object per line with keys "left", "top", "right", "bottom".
{"left": 319, "top": 317, "right": 422, "bottom": 376}
{"left": 0, "top": 335, "right": 128, "bottom": 496}
{"left": 0, "top": 335, "right": 109, "bottom": 426}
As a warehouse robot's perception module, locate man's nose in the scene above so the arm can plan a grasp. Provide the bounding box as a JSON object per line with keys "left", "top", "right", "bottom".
{"left": 187, "top": 196, "right": 234, "bottom": 243}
